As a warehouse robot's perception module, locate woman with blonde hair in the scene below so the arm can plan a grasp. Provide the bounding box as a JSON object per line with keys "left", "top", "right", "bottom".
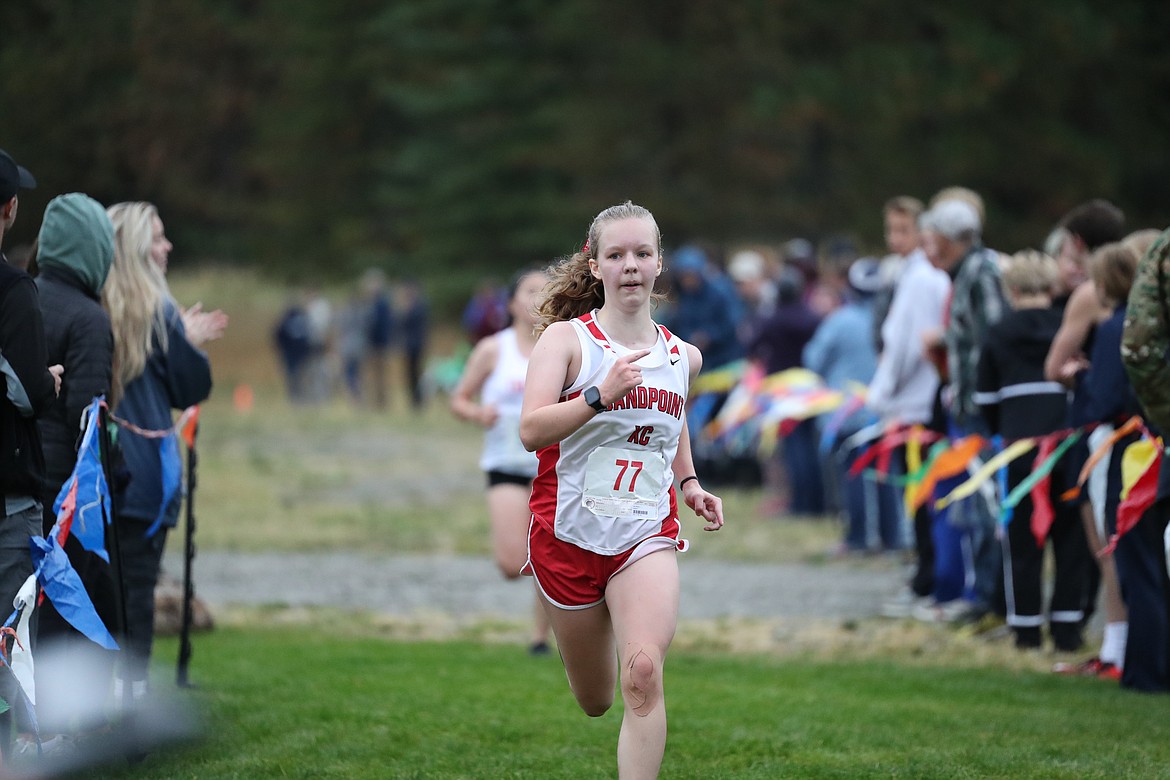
{"left": 102, "top": 202, "right": 218, "bottom": 702}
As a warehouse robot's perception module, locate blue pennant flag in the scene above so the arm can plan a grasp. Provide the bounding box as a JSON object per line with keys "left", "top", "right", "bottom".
{"left": 53, "top": 398, "right": 111, "bottom": 560}
{"left": 30, "top": 535, "right": 118, "bottom": 650}
{"left": 145, "top": 432, "right": 183, "bottom": 539}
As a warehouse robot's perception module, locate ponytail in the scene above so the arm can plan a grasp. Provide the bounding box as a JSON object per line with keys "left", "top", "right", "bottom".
{"left": 534, "top": 251, "right": 604, "bottom": 336}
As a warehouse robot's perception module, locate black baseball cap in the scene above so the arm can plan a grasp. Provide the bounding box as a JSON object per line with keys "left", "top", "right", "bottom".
{"left": 0, "top": 149, "right": 37, "bottom": 202}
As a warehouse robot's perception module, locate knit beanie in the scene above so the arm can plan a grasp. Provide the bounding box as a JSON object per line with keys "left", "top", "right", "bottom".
{"left": 36, "top": 193, "right": 115, "bottom": 296}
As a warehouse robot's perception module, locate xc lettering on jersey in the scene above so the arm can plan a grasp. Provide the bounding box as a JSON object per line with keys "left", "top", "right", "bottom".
{"left": 627, "top": 425, "right": 655, "bottom": 446}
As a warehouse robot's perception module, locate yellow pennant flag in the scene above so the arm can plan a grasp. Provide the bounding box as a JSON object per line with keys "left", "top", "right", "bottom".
{"left": 902, "top": 426, "right": 924, "bottom": 518}
{"left": 1120, "top": 438, "right": 1160, "bottom": 501}
{"left": 690, "top": 360, "right": 748, "bottom": 395}
{"left": 934, "top": 438, "right": 1036, "bottom": 511}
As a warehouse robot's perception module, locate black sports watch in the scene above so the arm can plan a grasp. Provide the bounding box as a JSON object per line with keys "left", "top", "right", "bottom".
{"left": 583, "top": 385, "right": 606, "bottom": 412}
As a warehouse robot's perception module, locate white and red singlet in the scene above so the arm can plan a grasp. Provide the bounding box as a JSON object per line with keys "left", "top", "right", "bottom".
{"left": 529, "top": 311, "right": 691, "bottom": 556}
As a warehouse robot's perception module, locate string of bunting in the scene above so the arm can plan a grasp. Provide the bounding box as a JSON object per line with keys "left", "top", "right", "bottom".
{"left": 830, "top": 418, "right": 1161, "bottom": 555}
{"left": 109, "top": 403, "right": 199, "bottom": 442}
{"left": 0, "top": 397, "right": 202, "bottom": 726}
{"left": 689, "top": 363, "right": 1164, "bottom": 557}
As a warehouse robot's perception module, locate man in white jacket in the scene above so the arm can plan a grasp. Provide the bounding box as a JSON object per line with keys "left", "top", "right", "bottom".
{"left": 867, "top": 196, "right": 951, "bottom": 615}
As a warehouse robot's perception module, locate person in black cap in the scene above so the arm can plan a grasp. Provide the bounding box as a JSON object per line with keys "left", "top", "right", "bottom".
{"left": 0, "top": 148, "right": 37, "bottom": 254}
{"left": 0, "top": 148, "right": 61, "bottom": 757}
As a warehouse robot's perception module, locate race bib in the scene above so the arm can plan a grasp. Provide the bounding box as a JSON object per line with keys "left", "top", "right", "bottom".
{"left": 582, "top": 446, "right": 665, "bottom": 520}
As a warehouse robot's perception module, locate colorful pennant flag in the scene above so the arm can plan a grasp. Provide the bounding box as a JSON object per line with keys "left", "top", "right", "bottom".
{"left": 51, "top": 398, "right": 110, "bottom": 560}
{"left": 30, "top": 535, "right": 118, "bottom": 651}
{"left": 1101, "top": 439, "right": 1163, "bottom": 556}
{"left": 935, "top": 438, "right": 1034, "bottom": 511}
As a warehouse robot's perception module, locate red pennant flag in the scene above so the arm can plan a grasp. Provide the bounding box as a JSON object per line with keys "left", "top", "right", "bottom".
{"left": 848, "top": 424, "right": 901, "bottom": 478}
{"left": 1100, "top": 447, "right": 1162, "bottom": 557}
{"left": 180, "top": 406, "right": 200, "bottom": 449}
{"left": 54, "top": 479, "right": 78, "bottom": 548}
{"left": 1029, "top": 435, "right": 1059, "bottom": 549}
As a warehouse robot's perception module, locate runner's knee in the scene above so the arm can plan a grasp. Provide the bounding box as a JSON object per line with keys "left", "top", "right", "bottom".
{"left": 620, "top": 644, "right": 662, "bottom": 717}
{"left": 574, "top": 688, "right": 614, "bottom": 718}
{"left": 495, "top": 558, "right": 524, "bottom": 580}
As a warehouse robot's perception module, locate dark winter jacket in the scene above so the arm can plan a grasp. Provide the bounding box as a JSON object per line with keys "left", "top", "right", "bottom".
{"left": 975, "top": 306, "right": 1068, "bottom": 439}
{"left": 748, "top": 301, "right": 821, "bottom": 376}
{"left": 35, "top": 193, "right": 115, "bottom": 492}
{"left": 665, "top": 276, "right": 745, "bottom": 371}
{"left": 36, "top": 268, "right": 113, "bottom": 486}
{"left": 1078, "top": 306, "right": 1143, "bottom": 426}
{"left": 0, "top": 260, "right": 57, "bottom": 501}
{"left": 115, "top": 300, "right": 212, "bottom": 528}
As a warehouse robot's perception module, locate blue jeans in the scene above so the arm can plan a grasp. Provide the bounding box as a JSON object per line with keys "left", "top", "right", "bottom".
{"left": 930, "top": 474, "right": 968, "bottom": 603}
{"left": 933, "top": 415, "right": 1001, "bottom": 611}
{"left": 784, "top": 420, "right": 825, "bottom": 515}
{"left": 839, "top": 444, "right": 904, "bottom": 551}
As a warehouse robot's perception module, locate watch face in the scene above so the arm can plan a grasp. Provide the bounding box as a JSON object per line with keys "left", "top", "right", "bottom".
{"left": 585, "top": 386, "right": 603, "bottom": 410}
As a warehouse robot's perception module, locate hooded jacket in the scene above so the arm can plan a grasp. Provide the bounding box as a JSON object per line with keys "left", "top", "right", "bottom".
{"left": 35, "top": 194, "right": 116, "bottom": 502}
{"left": 974, "top": 305, "right": 1068, "bottom": 439}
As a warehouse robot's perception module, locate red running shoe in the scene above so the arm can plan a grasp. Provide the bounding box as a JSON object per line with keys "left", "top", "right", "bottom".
{"left": 1052, "top": 656, "right": 1104, "bottom": 675}
{"left": 1052, "top": 656, "right": 1121, "bottom": 679}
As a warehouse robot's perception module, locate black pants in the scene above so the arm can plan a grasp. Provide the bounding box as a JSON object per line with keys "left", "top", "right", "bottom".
{"left": 910, "top": 504, "right": 936, "bottom": 597}
{"left": 116, "top": 518, "right": 169, "bottom": 683}
{"left": 1114, "top": 498, "right": 1170, "bottom": 692}
{"left": 406, "top": 348, "right": 425, "bottom": 408}
{"left": 1002, "top": 458, "right": 1090, "bottom": 650}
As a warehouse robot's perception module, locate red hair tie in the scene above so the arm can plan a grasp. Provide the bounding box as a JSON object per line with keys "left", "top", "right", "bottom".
{"left": 582, "top": 239, "right": 590, "bottom": 255}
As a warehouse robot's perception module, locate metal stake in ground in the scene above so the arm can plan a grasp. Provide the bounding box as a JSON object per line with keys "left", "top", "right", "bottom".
{"left": 98, "top": 403, "right": 130, "bottom": 673}
{"left": 177, "top": 408, "right": 200, "bottom": 688}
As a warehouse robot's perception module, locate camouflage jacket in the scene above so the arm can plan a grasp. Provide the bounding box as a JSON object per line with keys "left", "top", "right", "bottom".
{"left": 1121, "top": 228, "right": 1170, "bottom": 433}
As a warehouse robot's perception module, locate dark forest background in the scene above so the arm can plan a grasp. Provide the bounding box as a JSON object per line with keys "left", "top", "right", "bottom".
{"left": 2, "top": 0, "right": 1169, "bottom": 307}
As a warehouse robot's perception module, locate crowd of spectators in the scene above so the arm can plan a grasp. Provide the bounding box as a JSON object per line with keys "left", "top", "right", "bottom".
{"left": 273, "top": 270, "right": 430, "bottom": 409}
{"left": 0, "top": 148, "right": 227, "bottom": 759}
{"left": 652, "top": 191, "right": 1170, "bottom": 694}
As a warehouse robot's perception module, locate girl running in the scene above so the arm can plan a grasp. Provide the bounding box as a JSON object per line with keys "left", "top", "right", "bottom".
{"left": 520, "top": 201, "right": 723, "bottom": 779}
{"left": 451, "top": 267, "right": 552, "bottom": 654}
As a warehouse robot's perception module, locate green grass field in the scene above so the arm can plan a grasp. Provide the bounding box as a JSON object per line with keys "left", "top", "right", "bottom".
{"left": 77, "top": 629, "right": 1170, "bottom": 779}
{"left": 38, "top": 269, "right": 1169, "bottom": 778}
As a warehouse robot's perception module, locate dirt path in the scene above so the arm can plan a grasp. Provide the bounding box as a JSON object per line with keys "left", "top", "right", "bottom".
{"left": 165, "top": 550, "right": 901, "bottom": 622}
{"left": 164, "top": 550, "right": 1074, "bottom": 671}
